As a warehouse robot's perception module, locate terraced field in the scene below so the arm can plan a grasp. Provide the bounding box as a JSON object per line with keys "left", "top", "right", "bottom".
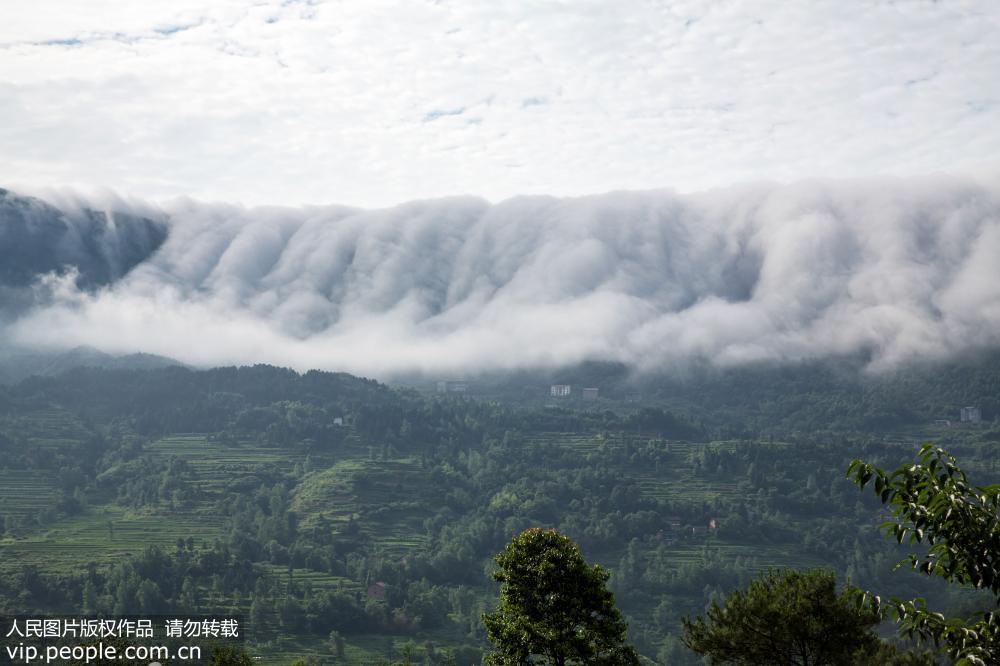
{"left": 0, "top": 506, "right": 224, "bottom": 575}
{"left": 523, "top": 433, "right": 744, "bottom": 502}
{"left": 258, "top": 563, "right": 357, "bottom": 591}
{"left": 0, "top": 470, "right": 59, "bottom": 521}
{"left": 510, "top": 434, "right": 835, "bottom": 581}
{"left": 293, "top": 457, "right": 435, "bottom": 558}
{"left": 0, "top": 427, "right": 837, "bottom": 585}
{"left": 0, "top": 407, "right": 91, "bottom": 448}
{"left": 0, "top": 434, "right": 309, "bottom": 575}
{"left": 292, "top": 459, "right": 367, "bottom": 522}
{"left": 146, "top": 434, "right": 311, "bottom": 496}
{"left": 0, "top": 432, "right": 438, "bottom": 579}
{"left": 0, "top": 423, "right": 904, "bottom": 663}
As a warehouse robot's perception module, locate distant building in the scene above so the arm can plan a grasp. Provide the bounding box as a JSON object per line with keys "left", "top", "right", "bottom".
{"left": 960, "top": 406, "right": 982, "bottom": 424}
{"left": 436, "top": 381, "right": 469, "bottom": 394}
{"left": 934, "top": 419, "right": 951, "bottom": 427}
{"left": 333, "top": 417, "right": 344, "bottom": 426}
{"left": 582, "top": 387, "right": 599, "bottom": 400}
{"left": 550, "top": 384, "right": 571, "bottom": 397}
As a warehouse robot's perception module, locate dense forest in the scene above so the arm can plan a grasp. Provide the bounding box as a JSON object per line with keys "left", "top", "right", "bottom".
{"left": 0, "top": 361, "right": 997, "bottom": 663}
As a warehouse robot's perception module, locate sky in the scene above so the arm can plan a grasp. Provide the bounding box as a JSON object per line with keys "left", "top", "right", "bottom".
{"left": 2, "top": 0, "right": 999, "bottom": 208}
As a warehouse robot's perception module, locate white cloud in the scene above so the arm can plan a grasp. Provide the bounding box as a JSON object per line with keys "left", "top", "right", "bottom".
{"left": 6, "top": 177, "right": 1000, "bottom": 377}
{"left": 0, "top": 1, "right": 998, "bottom": 207}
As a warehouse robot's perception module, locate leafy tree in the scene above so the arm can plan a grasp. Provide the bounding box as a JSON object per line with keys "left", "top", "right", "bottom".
{"left": 328, "top": 629, "right": 346, "bottom": 660}
{"left": 848, "top": 443, "right": 1000, "bottom": 665}
{"left": 681, "top": 568, "right": 882, "bottom": 665}
{"left": 482, "top": 528, "right": 639, "bottom": 665}
{"left": 208, "top": 645, "right": 254, "bottom": 665}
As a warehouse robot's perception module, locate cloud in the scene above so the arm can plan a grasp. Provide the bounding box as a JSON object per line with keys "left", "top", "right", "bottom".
{"left": 0, "top": 187, "right": 167, "bottom": 323}
{"left": 0, "top": 1, "right": 998, "bottom": 207}
{"left": 3, "top": 176, "right": 1000, "bottom": 377}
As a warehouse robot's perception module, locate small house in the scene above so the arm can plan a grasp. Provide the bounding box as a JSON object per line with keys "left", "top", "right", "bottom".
{"left": 550, "top": 384, "right": 571, "bottom": 397}
{"left": 960, "top": 406, "right": 982, "bottom": 423}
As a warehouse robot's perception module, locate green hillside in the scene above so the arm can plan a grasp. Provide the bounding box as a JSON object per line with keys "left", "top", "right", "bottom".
{"left": 0, "top": 365, "right": 996, "bottom": 664}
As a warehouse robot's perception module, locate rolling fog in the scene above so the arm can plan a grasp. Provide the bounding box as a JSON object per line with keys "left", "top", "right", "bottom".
{"left": 3, "top": 176, "right": 1000, "bottom": 377}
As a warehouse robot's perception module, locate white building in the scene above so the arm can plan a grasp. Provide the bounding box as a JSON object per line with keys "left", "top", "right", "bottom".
{"left": 550, "top": 384, "right": 571, "bottom": 397}
{"left": 960, "top": 406, "right": 982, "bottom": 423}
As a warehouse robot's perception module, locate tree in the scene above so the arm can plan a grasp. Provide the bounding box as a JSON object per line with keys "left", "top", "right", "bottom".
{"left": 481, "top": 528, "right": 639, "bottom": 665}
{"left": 81, "top": 579, "right": 98, "bottom": 614}
{"left": 681, "top": 568, "right": 882, "bottom": 665}
{"left": 208, "top": 645, "right": 254, "bottom": 666}
{"left": 848, "top": 444, "right": 1000, "bottom": 665}
{"left": 328, "top": 630, "right": 346, "bottom": 660}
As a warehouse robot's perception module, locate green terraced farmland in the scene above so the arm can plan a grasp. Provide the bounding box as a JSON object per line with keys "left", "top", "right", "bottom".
{"left": 293, "top": 457, "right": 435, "bottom": 558}
{"left": 0, "top": 470, "right": 59, "bottom": 520}
{"left": 0, "top": 408, "right": 91, "bottom": 446}
{"left": 0, "top": 506, "right": 224, "bottom": 575}
{"left": 0, "top": 435, "right": 297, "bottom": 575}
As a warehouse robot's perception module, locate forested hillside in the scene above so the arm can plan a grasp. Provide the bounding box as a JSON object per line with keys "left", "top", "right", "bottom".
{"left": 461, "top": 352, "right": 1000, "bottom": 435}
{"left": 0, "top": 364, "right": 996, "bottom": 663}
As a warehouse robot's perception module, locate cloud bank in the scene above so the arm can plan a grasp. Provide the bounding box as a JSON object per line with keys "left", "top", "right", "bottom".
{"left": 3, "top": 177, "right": 1000, "bottom": 377}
